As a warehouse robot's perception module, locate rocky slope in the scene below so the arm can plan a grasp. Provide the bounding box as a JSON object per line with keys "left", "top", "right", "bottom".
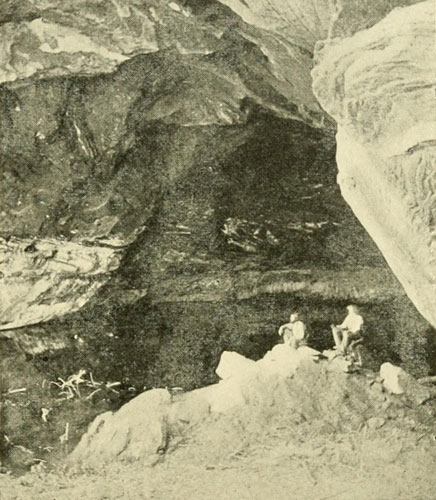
{"left": 2, "top": 349, "right": 436, "bottom": 499}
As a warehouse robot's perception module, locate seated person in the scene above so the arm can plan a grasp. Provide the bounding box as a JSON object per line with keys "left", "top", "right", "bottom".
{"left": 278, "top": 312, "right": 307, "bottom": 349}
{"left": 331, "top": 305, "right": 363, "bottom": 354}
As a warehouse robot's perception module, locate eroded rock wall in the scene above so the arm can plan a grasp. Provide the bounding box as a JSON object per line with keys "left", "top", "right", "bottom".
{"left": 312, "top": 1, "right": 436, "bottom": 327}
{"left": 0, "top": 236, "right": 121, "bottom": 330}
{"left": 0, "top": 0, "right": 433, "bottom": 362}
{"left": 0, "top": 0, "right": 330, "bottom": 329}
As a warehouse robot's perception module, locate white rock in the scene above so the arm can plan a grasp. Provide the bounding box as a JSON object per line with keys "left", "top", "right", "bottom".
{"left": 0, "top": 236, "right": 121, "bottom": 330}
{"left": 216, "top": 351, "right": 258, "bottom": 380}
{"left": 258, "top": 344, "right": 320, "bottom": 377}
{"left": 380, "top": 362, "right": 405, "bottom": 394}
{"left": 313, "top": 1, "right": 436, "bottom": 328}
{"left": 168, "top": 2, "right": 182, "bottom": 12}
{"left": 71, "top": 388, "right": 171, "bottom": 466}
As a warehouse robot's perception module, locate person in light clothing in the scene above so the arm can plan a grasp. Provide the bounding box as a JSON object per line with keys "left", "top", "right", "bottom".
{"left": 278, "top": 313, "right": 307, "bottom": 349}
{"left": 331, "top": 305, "right": 363, "bottom": 354}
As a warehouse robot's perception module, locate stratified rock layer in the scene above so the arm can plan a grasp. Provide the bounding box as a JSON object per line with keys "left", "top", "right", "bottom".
{"left": 0, "top": 0, "right": 158, "bottom": 84}
{"left": 0, "top": 0, "right": 433, "bottom": 349}
{"left": 0, "top": 236, "right": 121, "bottom": 329}
{"left": 312, "top": 1, "right": 436, "bottom": 327}
{"left": 0, "top": 0, "right": 329, "bottom": 329}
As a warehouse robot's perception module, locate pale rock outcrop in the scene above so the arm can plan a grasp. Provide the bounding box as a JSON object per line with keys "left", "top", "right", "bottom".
{"left": 71, "top": 388, "right": 171, "bottom": 468}
{"left": 0, "top": 0, "right": 157, "bottom": 84}
{"left": 380, "top": 363, "right": 436, "bottom": 405}
{"left": 380, "top": 362, "right": 433, "bottom": 405}
{"left": 73, "top": 347, "right": 403, "bottom": 468}
{"left": 71, "top": 347, "right": 319, "bottom": 466}
{"left": 0, "top": 236, "right": 121, "bottom": 329}
{"left": 215, "top": 351, "right": 258, "bottom": 380}
{"left": 312, "top": 1, "right": 436, "bottom": 327}
{"left": 193, "top": 345, "right": 320, "bottom": 413}
{"left": 380, "top": 362, "right": 405, "bottom": 394}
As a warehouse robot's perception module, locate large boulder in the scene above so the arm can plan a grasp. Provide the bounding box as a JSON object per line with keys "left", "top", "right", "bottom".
{"left": 312, "top": 1, "right": 436, "bottom": 328}
{"left": 70, "top": 388, "right": 171, "bottom": 467}
{"left": 215, "top": 351, "right": 258, "bottom": 380}
{"left": 199, "top": 346, "right": 321, "bottom": 413}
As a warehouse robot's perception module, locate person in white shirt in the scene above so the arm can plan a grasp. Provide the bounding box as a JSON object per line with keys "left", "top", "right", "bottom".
{"left": 331, "top": 305, "right": 364, "bottom": 353}
{"left": 278, "top": 313, "right": 307, "bottom": 349}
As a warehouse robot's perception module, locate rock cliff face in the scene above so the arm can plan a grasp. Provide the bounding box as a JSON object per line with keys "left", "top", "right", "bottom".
{"left": 1, "top": 2, "right": 435, "bottom": 472}
{"left": 217, "top": 0, "right": 435, "bottom": 328}
{"left": 0, "top": 0, "right": 330, "bottom": 328}
{"left": 0, "top": 1, "right": 434, "bottom": 369}
{"left": 312, "top": 0, "right": 436, "bottom": 327}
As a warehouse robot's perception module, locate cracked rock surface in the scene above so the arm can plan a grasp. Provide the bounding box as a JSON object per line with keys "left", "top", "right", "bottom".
{"left": 312, "top": 0, "right": 436, "bottom": 327}
{"left": 0, "top": 0, "right": 434, "bottom": 352}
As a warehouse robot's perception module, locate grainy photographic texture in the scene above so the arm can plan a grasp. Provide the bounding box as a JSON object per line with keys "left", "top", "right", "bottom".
{"left": 0, "top": 1, "right": 435, "bottom": 499}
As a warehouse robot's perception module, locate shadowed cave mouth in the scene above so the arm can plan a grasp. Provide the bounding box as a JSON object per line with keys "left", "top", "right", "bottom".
{"left": 1, "top": 103, "right": 435, "bottom": 474}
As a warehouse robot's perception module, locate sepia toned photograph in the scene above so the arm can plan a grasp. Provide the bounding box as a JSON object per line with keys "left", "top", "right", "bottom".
{"left": 0, "top": 1, "right": 435, "bottom": 499}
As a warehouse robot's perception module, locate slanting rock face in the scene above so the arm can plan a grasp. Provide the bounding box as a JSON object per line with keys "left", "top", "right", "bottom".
{"left": 312, "top": 1, "right": 436, "bottom": 327}
{"left": 0, "top": 236, "right": 121, "bottom": 329}
{"left": 0, "top": 0, "right": 158, "bottom": 84}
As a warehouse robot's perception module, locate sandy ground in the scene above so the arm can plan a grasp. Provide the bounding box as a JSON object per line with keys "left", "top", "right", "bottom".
{"left": 2, "top": 428, "right": 435, "bottom": 500}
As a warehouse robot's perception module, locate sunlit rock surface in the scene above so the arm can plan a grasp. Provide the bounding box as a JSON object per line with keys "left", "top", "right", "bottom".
{"left": 0, "top": 0, "right": 325, "bottom": 125}
{"left": 312, "top": 1, "right": 436, "bottom": 327}
{"left": 72, "top": 348, "right": 430, "bottom": 468}
{"left": 0, "top": 0, "right": 158, "bottom": 84}
{"left": 0, "top": 236, "right": 121, "bottom": 329}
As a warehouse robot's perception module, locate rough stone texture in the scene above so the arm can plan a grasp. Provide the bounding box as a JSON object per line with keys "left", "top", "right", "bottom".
{"left": 0, "top": 236, "right": 121, "bottom": 329}
{"left": 0, "top": 0, "right": 158, "bottom": 84}
{"left": 217, "top": 0, "right": 422, "bottom": 38}
{"left": 0, "top": 0, "right": 331, "bottom": 330}
{"left": 70, "top": 347, "right": 323, "bottom": 466}
{"left": 0, "top": 0, "right": 325, "bottom": 125}
{"left": 312, "top": 1, "right": 436, "bottom": 327}
{"left": 73, "top": 348, "right": 429, "bottom": 468}
{"left": 0, "top": 0, "right": 434, "bottom": 382}
{"left": 197, "top": 346, "right": 321, "bottom": 413}
{"left": 70, "top": 388, "right": 171, "bottom": 467}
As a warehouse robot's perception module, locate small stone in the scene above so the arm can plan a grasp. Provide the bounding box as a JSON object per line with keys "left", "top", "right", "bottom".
{"left": 367, "top": 417, "right": 386, "bottom": 429}
{"left": 380, "top": 363, "right": 405, "bottom": 394}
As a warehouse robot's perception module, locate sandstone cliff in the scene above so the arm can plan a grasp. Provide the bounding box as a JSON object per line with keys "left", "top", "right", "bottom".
{"left": 312, "top": 0, "right": 435, "bottom": 327}
{"left": 0, "top": 1, "right": 434, "bottom": 370}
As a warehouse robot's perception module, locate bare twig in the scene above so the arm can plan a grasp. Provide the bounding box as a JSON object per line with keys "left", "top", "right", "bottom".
{"left": 417, "top": 376, "right": 436, "bottom": 385}
{"left": 3, "top": 387, "right": 27, "bottom": 395}
{"left": 60, "top": 423, "right": 69, "bottom": 444}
